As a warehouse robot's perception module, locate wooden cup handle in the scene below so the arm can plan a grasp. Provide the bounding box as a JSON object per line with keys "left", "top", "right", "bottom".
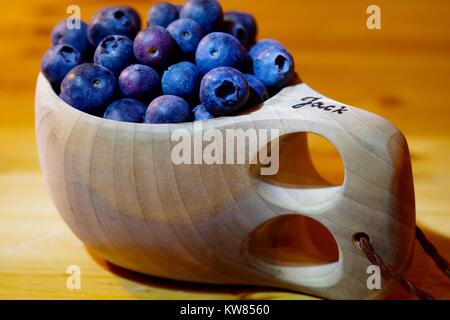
{"left": 243, "top": 83, "right": 416, "bottom": 298}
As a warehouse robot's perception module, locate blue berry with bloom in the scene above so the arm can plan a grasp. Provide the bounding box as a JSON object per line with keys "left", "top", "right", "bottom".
{"left": 193, "top": 104, "right": 214, "bottom": 121}
{"left": 224, "top": 11, "right": 257, "bottom": 48}
{"left": 104, "top": 98, "right": 147, "bottom": 123}
{"left": 162, "top": 61, "right": 202, "bottom": 103}
{"left": 167, "top": 18, "right": 204, "bottom": 59}
{"left": 94, "top": 35, "right": 135, "bottom": 76}
{"left": 200, "top": 67, "right": 249, "bottom": 117}
{"left": 51, "top": 19, "right": 91, "bottom": 57}
{"left": 41, "top": 44, "right": 82, "bottom": 89}
{"left": 195, "top": 32, "right": 245, "bottom": 74}
{"left": 180, "top": 0, "right": 223, "bottom": 34}
{"left": 133, "top": 26, "right": 176, "bottom": 69}
{"left": 253, "top": 46, "right": 295, "bottom": 90}
{"left": 145, "top": 95, "right": 192, "bottom": 124}
{"left": 119, "top": 64, "right": 161, "bottom": 102}
{"left": 244, "top": 74, "right": 269, "bottom": 107}
{"left": 147, "top": 2, "right": 179, "bottom": 27}
{"left": 60, "top": 63, "right": 117, "bottom": 115}
{"left": 118, "top": 6, "right": 142, "bottom": 30}
{"left": 249, "top": 39, "right": 284, "bottom": 59}
{"left": 88, "top": 6, "right": 140, "bottom": 47}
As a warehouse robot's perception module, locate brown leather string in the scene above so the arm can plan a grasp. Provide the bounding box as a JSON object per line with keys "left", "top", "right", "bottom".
{"left": 415, "top": 226, "right": 450, "bottom": 280}
{"left": 357, "top": 226, "right": 450, "bottom": 300}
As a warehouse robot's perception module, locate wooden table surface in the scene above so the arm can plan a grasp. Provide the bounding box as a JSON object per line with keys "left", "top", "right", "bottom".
{"left": 0, "top": 0, "right": 449, "bottom": 299}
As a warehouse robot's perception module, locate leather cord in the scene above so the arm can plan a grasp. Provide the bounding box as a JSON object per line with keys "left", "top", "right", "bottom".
{"left": 415, "top": 226, "right": 450, "bottom": 280}
{"left": 357, "top": 226, "right": 449, "bottom": 300}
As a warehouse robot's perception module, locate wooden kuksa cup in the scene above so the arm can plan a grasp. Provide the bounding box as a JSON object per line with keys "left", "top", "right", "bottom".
{"left": 35, "top": 73, "right": 416, "bottom": 299}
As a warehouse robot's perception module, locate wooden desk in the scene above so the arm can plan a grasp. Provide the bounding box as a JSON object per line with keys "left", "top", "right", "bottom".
{"left": 0, "top": 0, "right": 449, "bottom": 299}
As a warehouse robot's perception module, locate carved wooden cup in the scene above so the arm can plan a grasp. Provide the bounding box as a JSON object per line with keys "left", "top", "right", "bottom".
{"left": 35, "top": 73, "right": 415, "bottom": 299}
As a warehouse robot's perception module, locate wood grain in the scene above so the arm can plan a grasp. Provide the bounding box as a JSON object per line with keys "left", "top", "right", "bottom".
{"left": 0, "top": 0, "right": 449, "bottom": 299}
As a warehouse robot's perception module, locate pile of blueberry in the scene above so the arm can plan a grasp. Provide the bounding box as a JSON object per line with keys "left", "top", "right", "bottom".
{"left": 41, "top": 0, "right": 295, "bottom": 123}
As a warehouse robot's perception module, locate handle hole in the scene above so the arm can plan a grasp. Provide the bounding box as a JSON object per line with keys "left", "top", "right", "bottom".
{"left": 250, "top": 132, "right": 344, "bottom": 187}
{"left": 247, "top": 214, "right": 339, "bottom": 266}
{"left": 249, "top": 132, "right": 345, "bottom": 212}
{"left": 352, "top": 232, "right": 371, "bottom": 250}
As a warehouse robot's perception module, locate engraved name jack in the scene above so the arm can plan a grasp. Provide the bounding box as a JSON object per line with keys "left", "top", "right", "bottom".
{"left": 292, "top": 97, "right": 349, "bottom": 114}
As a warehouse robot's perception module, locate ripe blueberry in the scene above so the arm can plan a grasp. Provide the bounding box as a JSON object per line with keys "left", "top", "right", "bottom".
{"left": 145, "top": 95, "right": 192, "bottom": 124}
{"left": 51, "top": 19, "right": 91, "bottom": 57}
{"left": 200, "top": 67, "right": 249, "bottom": 117}
{"left": 147, "top": 2, "right": 179, "bottom": 27}
{"left": 104, "top": 98, "right": 147, "bottom": 123}
{"left": 196, "top": 32, "right": 245, "bottom": 74}
{"left": 244, "top": 74, "right": 269, "bottom": 107}
{"left": 224, "top": 11, "right": 257, "bottom": 48}
{"left": 119, "top": 64, "right": 161, "bottom": 102}
{"left": 253, "top": 46, "right": 295, "bottom": 90}
{"left": 94, "top": 35, "right": 135, "bottom": 76}
{"left": 133, "top": 26, "right": 176, "bottom": 69}
{"left": 162, "top": 61, "right": 202, "bottom": 104}
{"left": 167, "top": 18, "right": 204, "bottom": 59}
{"left": 88, "top": 6, "right": 140, "bottom": 47}
{"left": 117, "top": 6, "right": 142, "bottom": 30}
{"left": 193, "top": 104, "right": 214, "bottom": 121}
{"left": 60, "top": 63, "right": 117, "bottom": 115}
{"left": 41, "top": 44, "right": 82, "bottom": 89}
{"left": 180, "top": 0, "right": 223, "bottom": 34}
{"left": 249, "top": 39, "right": 284, "bottom": 59}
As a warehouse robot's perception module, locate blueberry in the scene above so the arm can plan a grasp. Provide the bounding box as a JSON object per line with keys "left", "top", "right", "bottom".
{"left": 249, "top": 39, "right": 284, "bottom": 59}
{"left": 94, "top": 35, "right": 135, "bottom": 76}
{"left": 104, "top": 98, "right": 147, "bottom": 123}
{"left": 253, "top": 46, "right": 295, "bottom": 90}
{"left": 195, "top": 32, "right": 245, "bottom": 74}
{"left": 147, "top": 2, "right": 179, "bottom": 27}
{"left": 88, "top": 7, "right": 140, "bottom": 47}
{"left": 244, "top": 74, "right": 269, "bottom": 107}
{"left": 144, "top": 95, "right": 191, "bottom": 124}
{"left": 224, "top": 11, "right": 257, "bottom": 48}
{"left": 119, "top": 64, "right": 161, "bottom": 102}
{"left": 133, "top": 26, "right": 175, "bottom": 69}
{"left": 180, "top": 0, "right": 223, "bottom": 34}
{"left": 162, "top": 62, "right": 202, "bottom": 103}
{"left": 60, "top": 63, "right": 117, "bottom": 115}
{"left": 200, "top": 67, "right": 249, "bottom": 117}
{"left": 41, "top": 44, "right": 82, "bottom": 89}
{"left": 193, "top": 104, "right": 214, "bottom": 121}
{"left": 51, "top": 19, "right": 91, "bottom": 57}
{"left": 167, "top": 18, "right": 204, "bottom": 59}
{"left": 118, "top": 6, "right": 142, "bottom": 30}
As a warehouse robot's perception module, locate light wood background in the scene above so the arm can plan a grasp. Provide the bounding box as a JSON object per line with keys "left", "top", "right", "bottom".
{"left": 0, "top": 0, "right": 449, "bottom": 299}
